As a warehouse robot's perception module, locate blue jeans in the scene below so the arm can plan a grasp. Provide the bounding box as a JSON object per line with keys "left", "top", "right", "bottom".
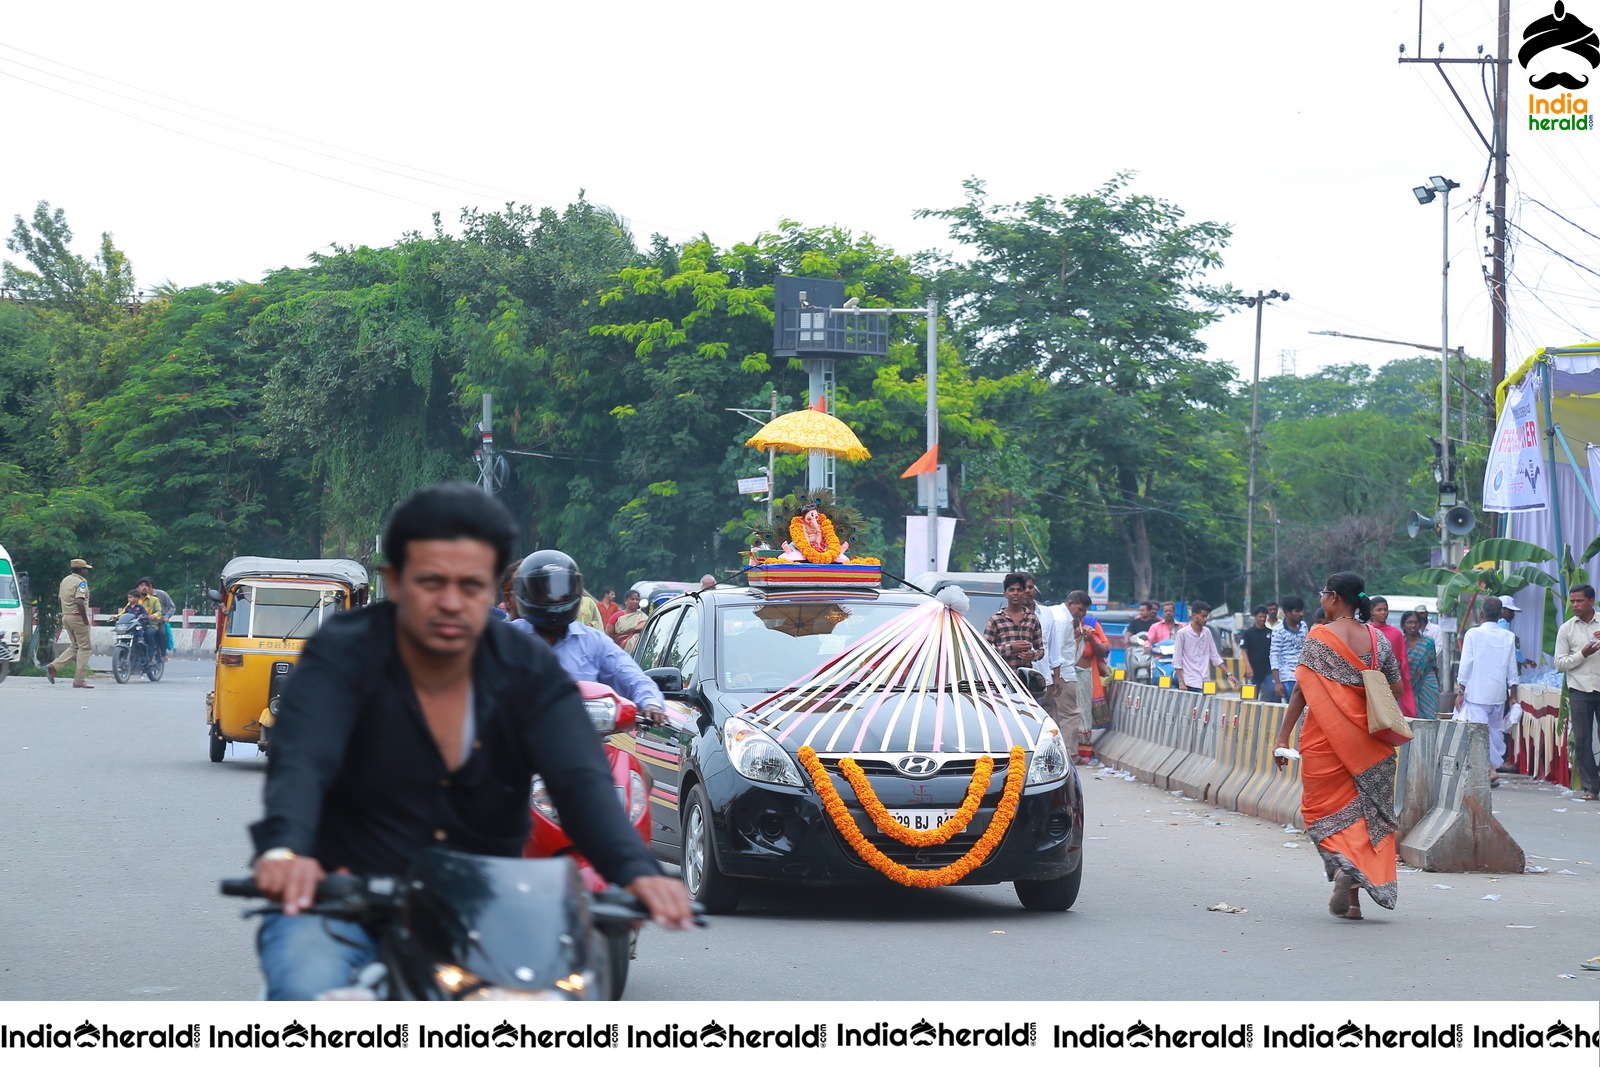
{"left": 1251, "top": 673, "right": 1279, "bottom": 702}
{"left": 258, "top": 912, "right": 378, "bottom": 1000}
{"left": 1280, "top": 679, "right": 1297, "bottom": 702}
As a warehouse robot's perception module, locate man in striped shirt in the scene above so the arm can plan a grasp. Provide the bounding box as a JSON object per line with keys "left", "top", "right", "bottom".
{"left": 1269, "top": 594, "right": 1309, "bottom": 701}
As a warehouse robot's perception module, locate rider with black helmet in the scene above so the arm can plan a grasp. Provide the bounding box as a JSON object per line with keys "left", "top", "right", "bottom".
{"left": 512, "top": 550, "right": 667, "bottom": 724}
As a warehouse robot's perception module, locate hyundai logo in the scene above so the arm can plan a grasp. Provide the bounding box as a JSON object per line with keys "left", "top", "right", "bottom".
{"left": 896, "top": 754, "right": 940, "bottom": 778}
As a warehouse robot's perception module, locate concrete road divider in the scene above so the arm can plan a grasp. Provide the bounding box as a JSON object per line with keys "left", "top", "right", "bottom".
{"left": 1396, "top": 719, "right": 1524, "bottom": 873}
{"left": 1101, "top": 681, "right": 1525, "bottom": 871}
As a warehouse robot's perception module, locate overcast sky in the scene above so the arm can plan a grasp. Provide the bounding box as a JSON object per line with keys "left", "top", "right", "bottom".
{"left": 2, "top": 0, "right": 1595, "bottom": 390}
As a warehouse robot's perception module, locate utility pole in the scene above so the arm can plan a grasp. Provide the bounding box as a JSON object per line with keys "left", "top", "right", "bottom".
{"left": 1398, "top": 0, "right": 1510, "bottom": 434}
{"left": 1238, "top": 290, "right": 1289, "bottom": 614}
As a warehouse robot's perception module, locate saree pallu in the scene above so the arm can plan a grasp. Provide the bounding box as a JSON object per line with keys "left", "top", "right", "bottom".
{"left": 1295, "top": 630, "right": 1401, "bottom": 910}
{"left": 1083, "top": 621, "right": 1111, "bottom": 729}
{"left": 1407, "top": 635, "right": 1440, "bottom": 720}
{"left": 611, "top": 610, "right": 649, "bottom": 652}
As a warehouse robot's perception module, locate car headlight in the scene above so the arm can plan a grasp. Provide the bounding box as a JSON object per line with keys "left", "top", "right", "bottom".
{"left": 725, "top": 720, "right": 803, "bottom": 786}
{"left": 1025, "top": 725, "right": 1070, "bottom": 785}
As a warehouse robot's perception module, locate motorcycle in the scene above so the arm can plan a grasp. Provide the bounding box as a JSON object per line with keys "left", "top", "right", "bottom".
{"left": 524, "top": 680, "right": 652, "bottom": 1000}
{"left": 112, "top": 611, "right": 165, "bottom": 684}
{"left": 222, "top": 850, "right": 665, "bottom": 1000}
{"left": 1125, "top": 632, "right": 1174, "bottom": 684}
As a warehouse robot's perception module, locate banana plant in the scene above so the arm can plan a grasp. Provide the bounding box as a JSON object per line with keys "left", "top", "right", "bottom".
{"left": 1402, "top": 537, "right": 1557, "bottom": 652}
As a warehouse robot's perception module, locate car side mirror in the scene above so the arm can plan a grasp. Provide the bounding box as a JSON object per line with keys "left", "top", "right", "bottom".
{"left": 1016, "top": 667, "right": 1048, "bottom": 699}
{"left": 646, "top": 666, "right": 686, "bottom": 696}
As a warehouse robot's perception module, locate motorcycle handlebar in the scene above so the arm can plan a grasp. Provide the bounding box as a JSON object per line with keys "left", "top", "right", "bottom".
{"left": 221, "top": 875, "right": 705, "bottom": 927}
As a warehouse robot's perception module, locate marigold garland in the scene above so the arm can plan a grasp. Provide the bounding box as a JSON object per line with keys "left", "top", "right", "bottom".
{"left": 837, "top": 754, "right": 993, "bottom": 846}
{"left": 789, "top": 513, "right": 842, "bottom": 563}
{"left": 799, "top": 745, "right": 1027, "bottom": 888}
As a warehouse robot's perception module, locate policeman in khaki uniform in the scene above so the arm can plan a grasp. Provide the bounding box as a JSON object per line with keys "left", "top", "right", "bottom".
{"left": 47, "top": 558, "right": 95, "bottom": 688}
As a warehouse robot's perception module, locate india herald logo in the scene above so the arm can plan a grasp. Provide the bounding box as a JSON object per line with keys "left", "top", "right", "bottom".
{"left": 1520, "top": 2, "right": 1599, "bottom": 90}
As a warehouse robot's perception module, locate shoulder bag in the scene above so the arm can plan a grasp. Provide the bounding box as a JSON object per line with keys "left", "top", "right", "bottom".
{"left": 1362, "top": 624, "right": 1413, "bottom": 747}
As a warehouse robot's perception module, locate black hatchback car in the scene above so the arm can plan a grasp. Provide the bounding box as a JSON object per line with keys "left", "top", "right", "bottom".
{"left": 626, "top": 585, "right": 1084, "bottom": 914}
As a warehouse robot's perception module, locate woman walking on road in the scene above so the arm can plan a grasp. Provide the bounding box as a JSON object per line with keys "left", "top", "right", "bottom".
{"left": 1273, "top": 572, "right": 1405, "bottom": 921}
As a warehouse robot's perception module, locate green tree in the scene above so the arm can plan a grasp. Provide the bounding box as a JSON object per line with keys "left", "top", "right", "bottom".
{"left": 248, "top": 239, "right": 467, "bottom": 557}
{"left": 919, "top": 174, "right": 1241, "bottom": 601}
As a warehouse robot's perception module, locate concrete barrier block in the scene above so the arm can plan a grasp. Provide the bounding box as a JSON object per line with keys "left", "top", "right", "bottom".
{"left": 1397, "top": 719, "right": 1524, "bottom": 873}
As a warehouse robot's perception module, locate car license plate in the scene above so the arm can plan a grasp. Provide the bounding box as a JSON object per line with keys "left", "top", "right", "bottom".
{"left": 886, "top": 808, "right": 964, "bottom": 833}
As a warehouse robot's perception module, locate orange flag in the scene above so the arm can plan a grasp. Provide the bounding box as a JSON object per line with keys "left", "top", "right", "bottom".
{"left": 900, "top": 444, "right": 939, "bottom": 479}
{"left": 809, "top": 395, "right": 828, "bottom": 412}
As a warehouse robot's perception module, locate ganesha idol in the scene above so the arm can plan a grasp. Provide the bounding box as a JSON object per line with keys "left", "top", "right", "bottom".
{"left": 782, "top": 504, "right": 850, "bottom": 563}
{"left": 748, "top": 502, "right": 881, "bottom": 588}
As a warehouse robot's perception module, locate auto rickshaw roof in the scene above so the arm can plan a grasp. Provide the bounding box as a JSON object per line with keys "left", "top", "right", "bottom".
{"left": 220, "top": 556, "right": 369, "bottom": 590}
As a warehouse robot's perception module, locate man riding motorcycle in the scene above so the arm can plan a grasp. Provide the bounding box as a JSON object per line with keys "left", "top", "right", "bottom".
{"left": 510, "top": 550, "right": 668, "bottom": 725}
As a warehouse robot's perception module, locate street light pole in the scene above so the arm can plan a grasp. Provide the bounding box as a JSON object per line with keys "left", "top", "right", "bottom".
{"left": 1237, "top": 289, "right": 1288, "bottom": 614}
{"left": 832, "top": 299, "right": 940, "bottom": 575}
{"left": 1413, "top": 174, "right": 1459, "bottom": 563}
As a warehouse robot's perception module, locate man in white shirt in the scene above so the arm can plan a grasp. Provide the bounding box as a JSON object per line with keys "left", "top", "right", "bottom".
{"left": 1455, "top": 596, "right": 1520, "bottom": 784}
{"left": 1553, "top": 583, "right": 1600, "bottom": 801}
{"left": 1025, "top": 577, "right": 1071, "bottom": 734}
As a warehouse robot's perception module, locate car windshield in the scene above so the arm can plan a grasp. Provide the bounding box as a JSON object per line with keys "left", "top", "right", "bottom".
{"left": 0, "top": 565, "right": 18, "bottom": 608}
{"left": 716, "top": 598, "right": 981, "bottom": 692}
{"left": 227, "top": 583, "right": 345, "bottom": 639}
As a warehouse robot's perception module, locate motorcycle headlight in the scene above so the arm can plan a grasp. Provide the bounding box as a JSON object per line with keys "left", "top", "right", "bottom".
{"left": 529, "top": 775, "right": 559, "bottom": 824}
{"left": 725, "top": 720, "right": 803, "bottom": 786}
{"left": 434, "top": 963, "right": 577, "bottom": 1000}
{"left": 1025, "top": 725, "right": 1070, "bottom": 785}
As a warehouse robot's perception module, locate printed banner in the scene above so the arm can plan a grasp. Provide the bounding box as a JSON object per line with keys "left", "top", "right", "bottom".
{"left": 1483, "top": 379, "right": 1548, "bottom": 513}
{"left": 904, "top": 515, "right": 957, "bottom": 575}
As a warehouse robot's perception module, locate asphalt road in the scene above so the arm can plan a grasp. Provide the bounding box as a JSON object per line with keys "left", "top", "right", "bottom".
{"left": 2, "top": 658, "right": 1597, "bottom": 1002}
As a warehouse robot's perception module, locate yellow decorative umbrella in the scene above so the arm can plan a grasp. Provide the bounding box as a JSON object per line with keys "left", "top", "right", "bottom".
{"left": 744, "top": 409, "right": 871, "bottom": 461}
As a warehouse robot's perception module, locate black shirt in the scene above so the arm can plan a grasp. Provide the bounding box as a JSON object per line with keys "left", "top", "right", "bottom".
{"left": 1239, "top": 624, "right": 1274, "bottom": 677}
{"left": 1126, "top": 616, "right": 1156, "bottom": 637}
{"left": 248, "top": 602, "right": 660, "bottom": 888}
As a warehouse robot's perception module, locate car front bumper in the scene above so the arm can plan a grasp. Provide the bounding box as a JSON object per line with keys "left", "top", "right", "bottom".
{"left": 703, "top": 765, "right": 1082, "bottom": 886}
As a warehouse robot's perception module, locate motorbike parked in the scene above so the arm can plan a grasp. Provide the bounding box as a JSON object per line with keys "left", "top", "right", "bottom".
{"left": 112, "top": 611, "right": 164, "bottom": 683}
{"left": 222, "top": 849, "right": 663, "bottom": 1000}
{"left": 1125, "top": 632, "right": 1174, "bottom": 684}
{"left": 524, "top": 680, "right": 652, "bottom": 1000}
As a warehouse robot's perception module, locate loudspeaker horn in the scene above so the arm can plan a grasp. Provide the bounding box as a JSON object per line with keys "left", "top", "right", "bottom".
{"left": 1406, "top": 510, "right": 1436, "bottom": 539}
{"left": 1443, "top": 505, "right": 1477, "bottom": 536}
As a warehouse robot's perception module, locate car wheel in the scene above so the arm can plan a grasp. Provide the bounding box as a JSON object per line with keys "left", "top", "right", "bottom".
{"left": 1015, "top": 862, "right": 1082, "bottom": 912}
{"left": 209, "top": 727, "right": 226, "bottom": 763}
{"left": 605, "top": 931, "right": 630, "bottom": 1000}
{"left": 112, "top": 646, "right": 131, "bottom": 684}
{"left": 681, "top": 784, "right": 739, "bottom": 914}
{"left": 0, "top": 661, "right": 8, "bottom": 684}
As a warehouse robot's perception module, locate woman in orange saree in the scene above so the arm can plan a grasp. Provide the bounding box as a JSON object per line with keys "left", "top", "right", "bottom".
{"left": 1273, "top": 571, "right": 1404, "bottom": 920}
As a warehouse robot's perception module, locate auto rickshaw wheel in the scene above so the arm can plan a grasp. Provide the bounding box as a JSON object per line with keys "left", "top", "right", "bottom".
{"left": 209, "top": 726, "right": 226, "bottom": 763}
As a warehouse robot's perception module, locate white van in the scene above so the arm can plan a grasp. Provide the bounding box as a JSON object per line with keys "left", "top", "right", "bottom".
{"left": 0, "top": 544, "right": 23, "bottom": 678}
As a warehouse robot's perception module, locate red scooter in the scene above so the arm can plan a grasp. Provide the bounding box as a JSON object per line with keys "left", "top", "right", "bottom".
{"left": 524, "top": 680, "right": 653, "bottom": 1000}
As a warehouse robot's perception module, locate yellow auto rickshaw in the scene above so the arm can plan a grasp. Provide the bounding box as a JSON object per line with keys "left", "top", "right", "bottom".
{"left": 205, "top": 556, "right": 369, "bottom": 762}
